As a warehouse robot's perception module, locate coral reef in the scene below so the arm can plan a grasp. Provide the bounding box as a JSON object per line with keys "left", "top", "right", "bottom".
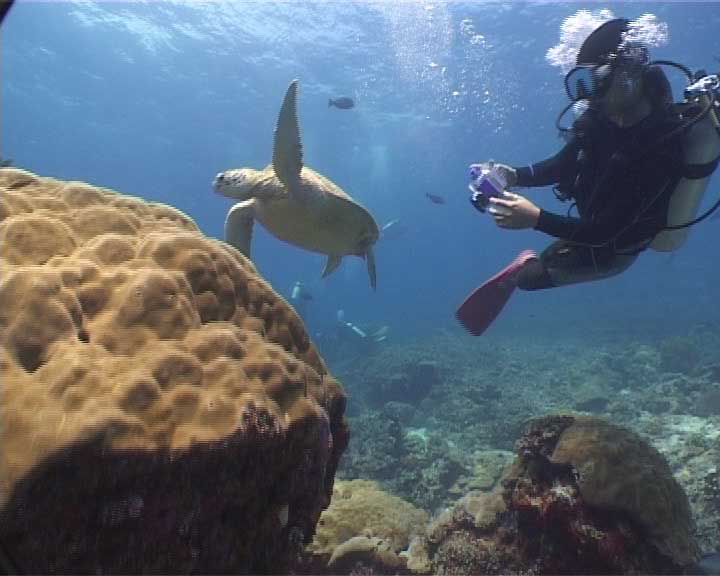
{"left": 339, "top": 411, "right": 405, "bottom": 482}
{"left": 414, "top": 414, "right": 701, "bottom": 575}
{"left": 448, "top": 449, "right": 514, "bottom": 499}
{"left": 638, "top": 414, "right": 720, "bottom": 554}
{"left": 301, "top": 479, "right": 427, "bottom": 573}
{"left": 0, "top": 169, "right": 348, "bottom": 573}
{"left": 368, "top": 360, "right": 441, "bottom": 408}
{"left": 658, "top": 332, "right": 713, "bottom": 376}
{"left": 339, "top": 411, "right": 465, "bottom": 512}
{"left": 692, "top": 387, "right": 720, "bottom": 417}
{"left": 334, "top": 343, "right": 449, "bottom": 413}
{"left": 337, "top": 324, "right": 720, "bottom": 554}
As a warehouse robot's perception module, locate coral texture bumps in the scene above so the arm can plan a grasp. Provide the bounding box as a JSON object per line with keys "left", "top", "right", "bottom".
{"left": 0, "top": 168, "right": 348, "bottom": 573}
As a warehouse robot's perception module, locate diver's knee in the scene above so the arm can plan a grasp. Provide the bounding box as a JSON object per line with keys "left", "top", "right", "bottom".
{"left": 516, "top": 259, "right": 554, "bottom": 291}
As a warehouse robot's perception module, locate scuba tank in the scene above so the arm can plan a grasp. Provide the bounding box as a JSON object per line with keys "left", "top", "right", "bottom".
{"left": 650, "top": 66, "right": 720, "bottom": 250}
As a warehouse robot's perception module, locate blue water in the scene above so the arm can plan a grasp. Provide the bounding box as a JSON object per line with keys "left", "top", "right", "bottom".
{"left": 2, "top": 1, "right": 719, "bottom": 347}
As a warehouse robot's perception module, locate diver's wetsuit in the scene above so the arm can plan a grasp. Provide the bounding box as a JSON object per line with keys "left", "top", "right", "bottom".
{"left": 511, "top": 107, "right": 690, "bottom": 290}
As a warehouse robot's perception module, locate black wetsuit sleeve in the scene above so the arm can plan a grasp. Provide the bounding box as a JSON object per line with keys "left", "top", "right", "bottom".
{"left": 533, "top": 161, "right": 681, "bottom": 245}
{"left": 534, "top": 210, "right": 590, "bottom": 241}
{"left": 513, "top": 139, "right": 580, "bottom": 187}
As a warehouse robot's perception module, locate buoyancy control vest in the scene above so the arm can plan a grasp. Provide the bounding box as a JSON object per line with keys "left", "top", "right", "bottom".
{"left": 554, "top": 64, "right": 720, "bottom": 252}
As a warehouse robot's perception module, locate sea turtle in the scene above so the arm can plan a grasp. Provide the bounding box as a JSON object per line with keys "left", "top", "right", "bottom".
{"left": 213, "top": 79, "right": 379, "bottom": 289}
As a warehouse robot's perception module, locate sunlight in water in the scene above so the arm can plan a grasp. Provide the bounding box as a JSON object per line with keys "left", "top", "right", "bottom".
{"left": 372, "top": 2, "right": 517, "bottom": 127}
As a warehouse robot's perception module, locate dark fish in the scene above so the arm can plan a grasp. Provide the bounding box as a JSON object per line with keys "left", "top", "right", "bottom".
{"left": 0, "top": 157, "right": 13, "bottom": 167}
{"left": 426, "top": 192, "right": 446, "bottom": 204}
{"left": 328, "top": 97, "right": 354, "bottom": 109}
{"left": 0, "top": 0, "right": 15, "bottom": 25}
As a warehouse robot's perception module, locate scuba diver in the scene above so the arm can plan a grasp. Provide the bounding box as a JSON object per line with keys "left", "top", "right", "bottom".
{"left": 332, "top": 310, "right": 388, "bottom": 346}
{"left": 457, "top": 16, "right": 720, "bottom": 336}
{"left": 314, "top": 309, "right": 389, "bottom": 362}
{"left": 289, "top": 280, "right": 313, "bottom": 322}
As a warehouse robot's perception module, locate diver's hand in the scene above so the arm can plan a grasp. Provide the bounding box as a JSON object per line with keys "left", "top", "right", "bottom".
{"left": 489, "top": 192, "right": 540, "bottom": 229}
{"left": 469, "top": 162, "right": 518, "bottom": 188}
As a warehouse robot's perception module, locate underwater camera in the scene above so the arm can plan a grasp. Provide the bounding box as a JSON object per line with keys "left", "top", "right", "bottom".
{"left": 468, "top": 162, "right": 507, "bottom": 213}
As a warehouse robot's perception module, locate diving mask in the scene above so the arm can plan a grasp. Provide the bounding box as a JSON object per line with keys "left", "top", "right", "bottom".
{"left": 565, "top": 63, "right": 614, "bottom": 101}
{"left": 564, "top": 44, "right": 649, "bottom": 102}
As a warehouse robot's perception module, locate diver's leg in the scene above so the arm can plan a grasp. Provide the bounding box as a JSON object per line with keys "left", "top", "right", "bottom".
{"left": 517, "top": 240, "right": 639, "bottom": 291}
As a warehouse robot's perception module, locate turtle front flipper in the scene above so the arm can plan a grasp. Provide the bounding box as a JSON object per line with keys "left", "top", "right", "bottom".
{"left": 225, "top": 199, "right": 257, "bottom": 257}
{"left": 366, "top": 246, "right": 377, "bottom": 290}
{"left": 272, "top": 79, "right": 303, "bottom": 193}
{"left": 321, "top": 254, "right": 342, "bottom": 279}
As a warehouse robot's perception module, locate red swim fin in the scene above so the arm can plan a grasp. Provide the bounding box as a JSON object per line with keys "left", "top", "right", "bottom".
{"left": 456, "top": 250, "right": 537, "bottom": 336}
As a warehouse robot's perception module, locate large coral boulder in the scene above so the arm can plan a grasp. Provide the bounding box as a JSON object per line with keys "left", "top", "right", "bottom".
{"left": 544, "top": 415, "right": 700, "bottom": 566}
{"left": 0, "top": 169, "right": 348, "bottom": 573}
{"left": 416, "top": 414, "right": 700, "bottom": 575}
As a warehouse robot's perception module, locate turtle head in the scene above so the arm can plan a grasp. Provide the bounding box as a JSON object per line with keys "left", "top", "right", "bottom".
{"left": 213, "top": 169, "right": 257, "bottom": 199}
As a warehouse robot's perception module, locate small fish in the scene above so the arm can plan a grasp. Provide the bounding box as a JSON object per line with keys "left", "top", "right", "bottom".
{"left": 328, "top": 97, "right": 354, "bottom": 109}
{"left": 0, "top": 157, "right": 13, "bottom": 167}
{"left": 426, "top": 193, "right": 446, "bottom": 204}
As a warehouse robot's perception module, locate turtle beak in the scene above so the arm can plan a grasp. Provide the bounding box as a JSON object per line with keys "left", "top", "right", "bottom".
{"left": 213, "top": 169, "right": 253, "bottom": 200}
{"left": 213, "top": 172, "right": 225, "bottom": 194}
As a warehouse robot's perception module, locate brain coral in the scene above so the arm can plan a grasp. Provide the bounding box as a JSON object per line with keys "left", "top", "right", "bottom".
{"left": 311, "top": 479, "right": 429, "bottom": 556}
{"left": 0, "top": 168, "right": 348, "bottom": 574}
{"left": 305, "top": 479, "right": 428, "bottom": 574}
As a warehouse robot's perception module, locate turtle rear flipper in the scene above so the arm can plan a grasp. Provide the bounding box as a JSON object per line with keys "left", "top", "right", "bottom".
{"left": 321, "top": 254, "right": 342, "bottom": 279}
{"left": 225, "top": 199, "right": 256, "bottom": 256}
{"left": 366, "top": 246, "right": 377, "bottom": 290}
{"left": 272, "top": 80, "right": 304, "bottom": 193}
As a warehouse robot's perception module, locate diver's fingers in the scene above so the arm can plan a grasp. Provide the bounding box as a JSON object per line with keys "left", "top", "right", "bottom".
{"left": 489, "top": 197, "right": 514, "bottom": 208}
